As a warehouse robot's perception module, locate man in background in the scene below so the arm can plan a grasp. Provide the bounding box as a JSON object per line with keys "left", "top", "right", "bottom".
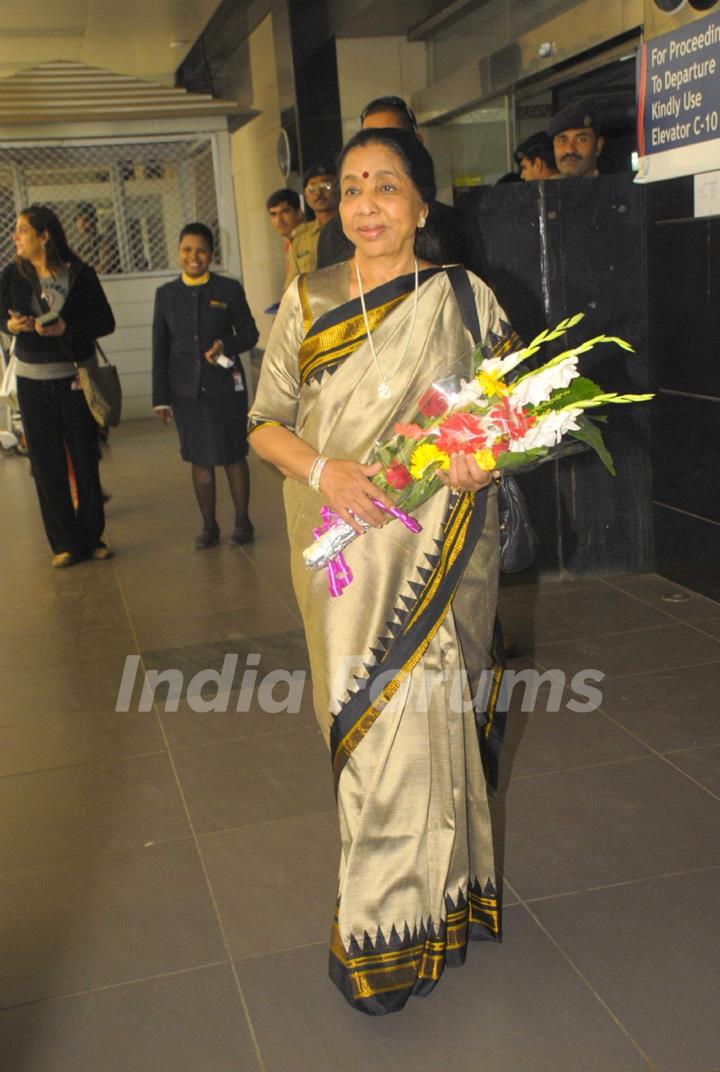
{"left": 285, "top": 164, "right": 337, "bottom": 287}
{"left": 548, "top": 101, "right": 605, "bottom": 179}
{"left": 316, "top": 95, "right": 480, "bottom": 274}
{"left": 514, "top": 131, "right": 560, "bottom": 181}
{"left": 72, "top": 203, "right": 121, "bottom": 273}
{"left": 266, "top": 188, "right": 303, "bottom": 290}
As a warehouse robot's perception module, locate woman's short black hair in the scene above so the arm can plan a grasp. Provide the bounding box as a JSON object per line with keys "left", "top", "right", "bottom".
{"left": 179, "top": 222, "right": 214, "bottom": 253}
{"left": 337, "top": 127, "right": 436, "bottom": 206}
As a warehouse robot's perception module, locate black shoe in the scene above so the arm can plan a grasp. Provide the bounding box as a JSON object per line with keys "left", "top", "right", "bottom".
{"left": 229, "top": 521, "right": 254, "bottom": 546}
{"left": 194, "top": 524, "right": 220, "bottom": 550}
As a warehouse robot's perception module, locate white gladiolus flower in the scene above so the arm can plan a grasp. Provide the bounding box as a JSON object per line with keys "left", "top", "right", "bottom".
{"left": 451, "top": 378, "right": 486, "bottom": 406}
{"left": 480, "top": 351, "right": 527, "bottom": 378}
{"left": 509, "top": 357, "right": 579, "bottom": 408}
{"left": 508, "top": 408, "right": 583, "bottom": 452}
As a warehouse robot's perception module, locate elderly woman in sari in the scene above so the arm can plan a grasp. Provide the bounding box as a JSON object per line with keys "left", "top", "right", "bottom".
{"left": 249, "top": 128, "right": 507, "bottom": 1015}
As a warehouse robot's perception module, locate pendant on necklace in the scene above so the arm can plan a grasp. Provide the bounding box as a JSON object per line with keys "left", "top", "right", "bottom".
{"left": 377, "top": 382, "right": 391, "bottom": 399}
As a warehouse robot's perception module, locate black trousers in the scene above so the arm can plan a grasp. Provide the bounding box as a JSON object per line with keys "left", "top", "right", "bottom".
{"left": 17, "top": 375, "right": 105, "bottom": 557}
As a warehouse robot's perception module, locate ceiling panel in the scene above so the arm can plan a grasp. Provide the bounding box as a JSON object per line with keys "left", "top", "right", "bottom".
{"left": 0, "top": 0, "right": 223, "bottom": 83}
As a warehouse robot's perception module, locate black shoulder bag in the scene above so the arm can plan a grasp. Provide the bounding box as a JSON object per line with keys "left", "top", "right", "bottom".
{"left": 446, "top": 266, "right": 538, "bottom": 573}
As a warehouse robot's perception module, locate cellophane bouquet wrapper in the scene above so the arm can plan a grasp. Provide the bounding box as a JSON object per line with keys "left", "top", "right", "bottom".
{"left": 303, "top": 314, "right": 652, "bottom": 577}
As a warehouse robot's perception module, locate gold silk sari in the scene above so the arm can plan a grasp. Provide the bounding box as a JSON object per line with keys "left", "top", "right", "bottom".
{"left": 249, "top": 262, "right": 508, "bottom": 1015}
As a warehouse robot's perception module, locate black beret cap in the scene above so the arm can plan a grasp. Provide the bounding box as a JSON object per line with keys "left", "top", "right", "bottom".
{"left": 513, "top": 130, "right": 553, "bottom": 164}
{"left": 302, "top": 163, "right": 336, "bottom": 187}
{"left": 547, "top": 100, "right": 601, "bottom": 139}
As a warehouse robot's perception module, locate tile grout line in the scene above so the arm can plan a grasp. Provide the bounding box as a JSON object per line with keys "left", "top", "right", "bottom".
{"left": 114, "top": 565, "right": 269, "bottom": 1072}
{"left": 503, "top": 863, "right": 720, "bottom": 906}
{"left": 532, "top": 647, "right": 720, "bottom": 682}
{"left": 196, "top": 807, "right": 338, "bottom": 841}
{"left": 0, "top": 961, "right": 232, "bottom": 1013}
{"left": 597, "top": 575, "right": 720, "bottom": 635}
{"left": 234, "top": 543, "right": 303, "bottom": 624}
{"left": 654, "top": 753, "right": 720, "bottom": 803}
{"left": 586, "top": 693, "right": 720, "bottom": 804}
{"left": 512, "top": 893, "right": 658, "bottom": 1070}
{"left": 507, "top": 753, "right": 655, "bottom": 782}
{"left": 233, "top": 938, "right": 327, "bottom": 964}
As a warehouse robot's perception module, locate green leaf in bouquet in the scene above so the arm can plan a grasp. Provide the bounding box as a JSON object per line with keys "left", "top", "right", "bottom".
{"left": 533, "top": 375, "right": 605, "bottom": 413}
{"left": 518, "top": 312, "right": 587, "bottom": 360}
{"left": 393, "top": 474, "right": 443, "bottom": 513}
{"left": 568, "top": 414, "right": 616, "bottom": 475}
{"left": 494, "top": 447, "right": 548, "bottom": 469}
{"left": 375, "top": 444, "right": 396, "bottom": 468}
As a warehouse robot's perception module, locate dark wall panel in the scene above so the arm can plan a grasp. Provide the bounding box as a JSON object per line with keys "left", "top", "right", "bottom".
{"left": 459, "top": 177, "right": 653, "bottom": 576}
{"left": 646, "top": 177, "right": 720, "bottom": 600}
{"left": 652, "top": 395, "right": 720, "bottom": 524}
{"left": 654, "top": 504, "right": 720, "bottom": 603}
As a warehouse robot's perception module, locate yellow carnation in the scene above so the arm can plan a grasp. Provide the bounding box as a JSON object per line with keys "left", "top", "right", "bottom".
{"left": 409, "top": 443, "right": 449, "bottom": 479}
{"left": 473, "top": 448, "right": 496, "bottom": 471}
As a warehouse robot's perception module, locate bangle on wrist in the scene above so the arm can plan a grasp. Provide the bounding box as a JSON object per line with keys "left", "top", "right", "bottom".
{"left": 308, "top": 454, "right": 328, "bottom": 493}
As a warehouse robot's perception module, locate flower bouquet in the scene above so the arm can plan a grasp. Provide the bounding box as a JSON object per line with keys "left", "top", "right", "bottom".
{"left": 304, "top": 314, "right": 653, "bottom": 594}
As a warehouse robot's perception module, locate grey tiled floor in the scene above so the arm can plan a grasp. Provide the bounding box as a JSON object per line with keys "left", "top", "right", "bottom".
{"left": 1, "top": 420, "right": 719, "bottom": 1071}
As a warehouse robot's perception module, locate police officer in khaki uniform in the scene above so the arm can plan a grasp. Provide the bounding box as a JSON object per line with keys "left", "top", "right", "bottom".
{"left": 285, "top": 163, "right": 338, "bottom": 287}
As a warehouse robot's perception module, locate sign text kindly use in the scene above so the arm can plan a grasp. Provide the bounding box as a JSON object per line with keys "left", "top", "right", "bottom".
{"left": 638, "top": 14, "right": 720, "bottom": 159}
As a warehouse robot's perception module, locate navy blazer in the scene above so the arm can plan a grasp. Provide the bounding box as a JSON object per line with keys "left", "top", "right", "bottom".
{"left": 152, "top": 273, "right": 259, "bottom": 406}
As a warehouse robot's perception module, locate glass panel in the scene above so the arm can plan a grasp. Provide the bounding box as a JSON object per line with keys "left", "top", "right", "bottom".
{"left": 424, "top": 95, "right": 511, "bottom": 196}
{"left": 0, "top": 139, "right": 222, "bottom": 275}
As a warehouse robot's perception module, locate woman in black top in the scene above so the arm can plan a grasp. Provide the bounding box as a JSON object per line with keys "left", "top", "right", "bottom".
{"left": 0, "top": 204, "right": 116, "bottom": 568}
{"left": 152, "top": 223, "right": 259, "bottom": 548}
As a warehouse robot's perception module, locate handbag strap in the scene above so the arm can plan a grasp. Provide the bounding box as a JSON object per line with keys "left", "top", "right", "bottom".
{"left": 446, "top": 264, "right": 481, "bottom": 346}
{"left": 95, "top": 341, "right": 110, "bottom": 366}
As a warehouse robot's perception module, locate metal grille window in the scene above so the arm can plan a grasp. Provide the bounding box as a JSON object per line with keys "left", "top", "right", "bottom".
{"left": 0, "top": 137, "right": 222, "bottom": 275}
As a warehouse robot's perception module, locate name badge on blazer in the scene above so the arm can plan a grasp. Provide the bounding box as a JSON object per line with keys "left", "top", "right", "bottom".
{"left": 209, "top": 299, "right": 227, "bottom": 309}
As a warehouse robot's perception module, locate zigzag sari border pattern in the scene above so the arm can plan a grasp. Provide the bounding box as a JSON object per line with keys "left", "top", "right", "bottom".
{"left": 329, "top": 878, "right": 501, "bottom": 1013}
{"left": 330, "top": 488, "right": 489, "bottom": 785}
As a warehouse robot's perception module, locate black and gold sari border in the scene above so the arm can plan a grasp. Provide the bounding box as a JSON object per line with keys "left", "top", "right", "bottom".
{"left": 329, "top": 879, "right": 501, "bottom": 1013}
{"left": 330, "top": 489, "right": 489, "bottom": 785}
{"left": 298, "top": 267, "right": 443, "bottom": 388}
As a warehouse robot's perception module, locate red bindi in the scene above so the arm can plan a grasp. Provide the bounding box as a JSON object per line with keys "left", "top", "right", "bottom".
{"left": 362, "top": 171, "right": 369, "bottom": 178}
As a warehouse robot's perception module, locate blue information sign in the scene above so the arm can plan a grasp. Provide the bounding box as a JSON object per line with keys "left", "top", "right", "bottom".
{"left": 637, "top": 11, "right": 720, "bottom": 181}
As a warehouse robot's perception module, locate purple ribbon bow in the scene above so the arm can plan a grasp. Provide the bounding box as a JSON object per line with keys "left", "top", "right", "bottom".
{"left": 314, "top": 499, "right": 422, "bottom": 597}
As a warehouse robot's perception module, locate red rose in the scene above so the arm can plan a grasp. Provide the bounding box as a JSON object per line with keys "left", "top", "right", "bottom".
{"left": 435, "top": 412, "right": 488, "bottom": 454}
{"left": 417, "top": 388, "right": 449, "bottom": 418}
{"left": 385, "top": 460, "right": 413, "bottom": 490}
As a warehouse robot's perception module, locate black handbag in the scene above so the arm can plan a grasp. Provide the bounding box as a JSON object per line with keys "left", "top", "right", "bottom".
{"left": 446, "top": 266, "right": 538, "bottom": 573}
{"left": 495, "top": 473, "right": 538, "bottom": 573}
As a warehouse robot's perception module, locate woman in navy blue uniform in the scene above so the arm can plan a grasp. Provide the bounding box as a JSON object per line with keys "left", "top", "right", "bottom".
{"left": 152, "top": 223, "right": 259, "bottom": 548}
